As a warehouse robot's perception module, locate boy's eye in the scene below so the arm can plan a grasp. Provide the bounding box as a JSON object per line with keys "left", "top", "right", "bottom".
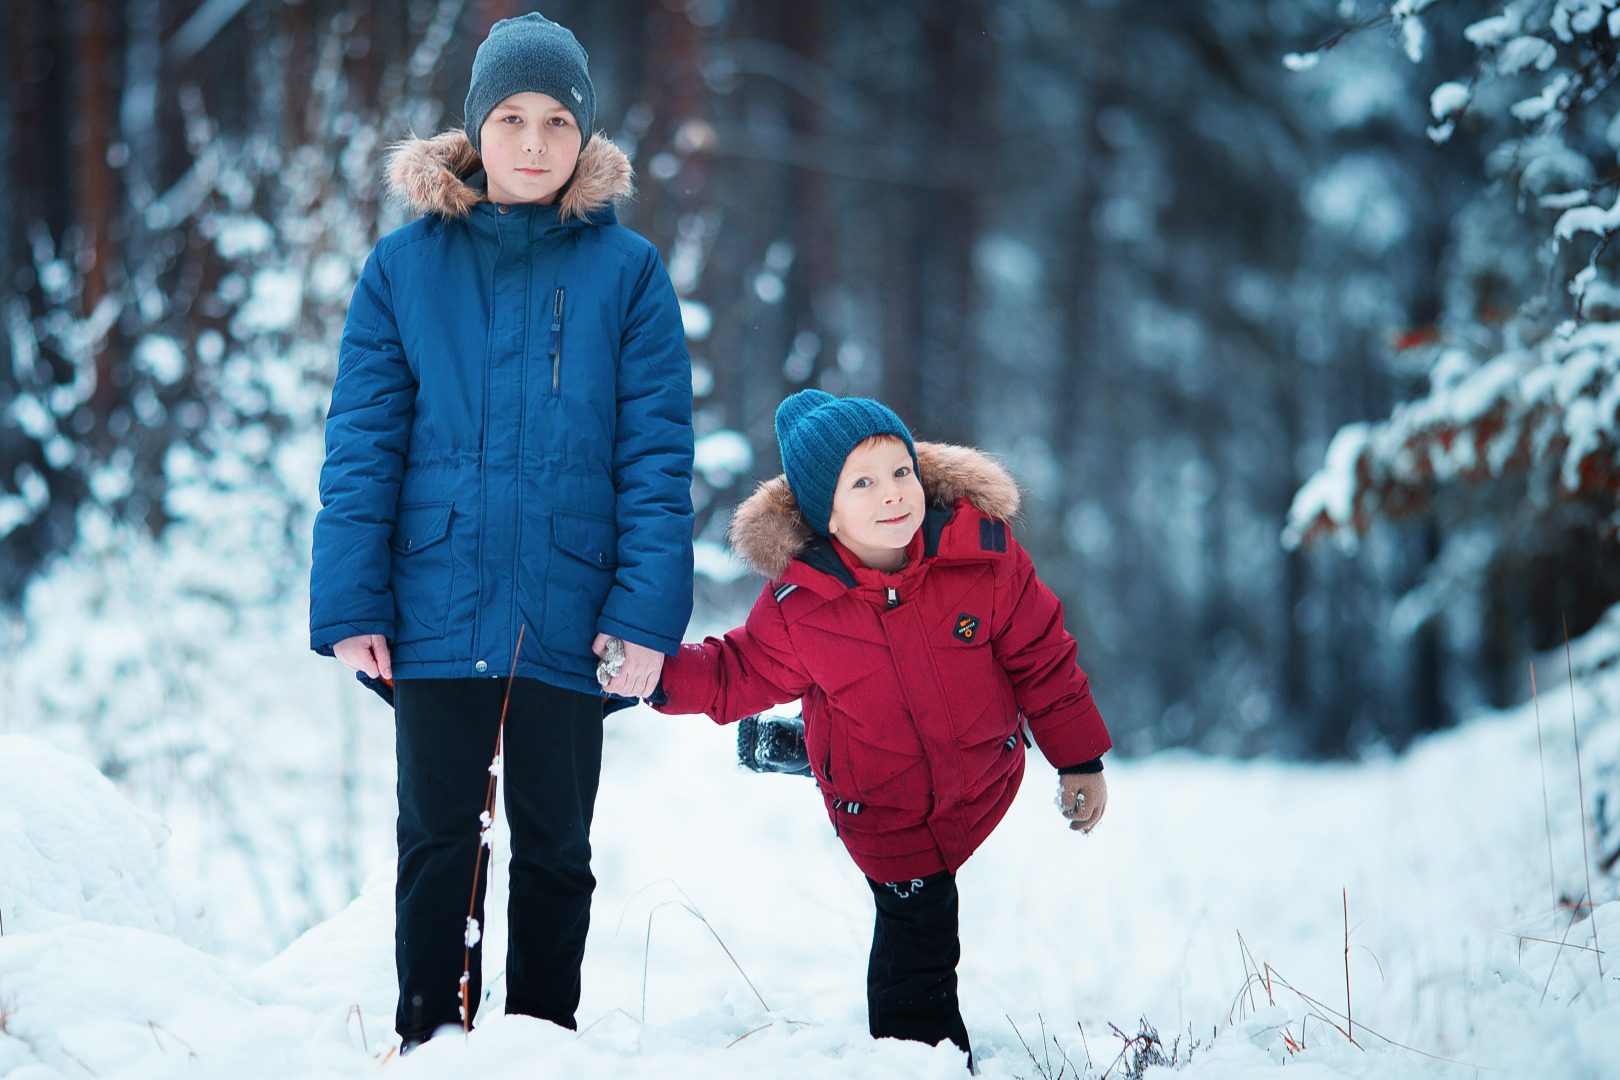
{"left": 895, "top": 466, "right": 911, "bottom": 478}
{"left": 502, "top": 115, "right": 521, "bottom": 124}
{"left": 852, "top": 478, "right": 870, "bottom": 488}
{"left": 549, "top": 116, "right": 570, "bottom": 126}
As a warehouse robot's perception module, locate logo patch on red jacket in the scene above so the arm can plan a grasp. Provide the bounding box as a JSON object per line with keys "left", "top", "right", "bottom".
{"left": 953, "top": 614, "right": 980, "bottom": 642}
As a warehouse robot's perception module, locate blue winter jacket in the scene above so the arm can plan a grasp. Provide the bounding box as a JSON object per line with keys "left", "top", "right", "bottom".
{"left": 310, "top": 131, "right": 695, "bottom": 696}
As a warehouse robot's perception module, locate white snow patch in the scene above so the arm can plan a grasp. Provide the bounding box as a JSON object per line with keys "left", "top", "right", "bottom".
{"left": 213, "top": 215, "right": 274, "bottom": 260}
{"left": 693, "top": 538, "right": 751, "bottom": 584}
{"left": 693, "top": 429, "right": 753, "bottom": 488}
{"left": 1465, "top": 9, "right": 1525, "bottom": 47}
{"left": 679, "top": 299, "right": 712, "bottom": 341}
{"left": 1496, "top": 35, "right": 1557, "bottom": 74}
{"left": 0, "top": 735, "right": 181, "bottom": 936}
{"left": 3, "top": 678, "right": 1619, "bottom": 1076}
{"left": 1429, "top": 80, "right": 1470, "bottom": 120}
{"left": 133, "top": 334, "right": 187, "bottom": 386}
{"left": 232, "top": 268, "right": 304, "bottom": 336}
{"left": 1511, "top": 73, "right": 1571, "bottom": 121}
{"left": 1556, "top": 189, "right": 1620, "bottom": 240}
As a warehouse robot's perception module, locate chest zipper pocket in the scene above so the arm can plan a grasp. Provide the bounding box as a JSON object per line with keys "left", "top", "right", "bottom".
{"left": 549, "top": 287, "right": 565, "bottom": 391}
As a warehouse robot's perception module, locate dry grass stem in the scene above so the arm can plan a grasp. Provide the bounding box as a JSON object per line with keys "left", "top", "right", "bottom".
{"left": 725, "top": 1023, "right": 773, "bottom": 1049}
{"left": 1563, "top": 615, "right": 1602, "bottom": 979}
{"left": 1343, "top": 887, "right": 1353, "bottom": 1046}
{"left": 1540, "top": 903, "right": 1584, "bottom": 1007}
{"left": 1531, "top": 662, "right": 1558, "bottom": 912}
{"left": 1007, "top": 1014, "right": 1081, "bottom": 1080}
{"left": 640, "top": 884, "right": 770, "bottom": 1022}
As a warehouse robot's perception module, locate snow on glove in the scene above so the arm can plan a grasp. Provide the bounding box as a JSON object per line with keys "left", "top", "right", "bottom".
{"left": 596, "top": 636, "right": 626, "bottom": 689}
{"left": 1059, "top": 772, "right": 1108, "bottom": 833}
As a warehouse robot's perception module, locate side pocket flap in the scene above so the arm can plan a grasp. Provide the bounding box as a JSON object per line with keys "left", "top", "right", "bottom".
{"left": 553, "top": 510, "right": 619, "bottom": 568}
{"left": 391, "top": 503, "right": 452, "bottom": 555}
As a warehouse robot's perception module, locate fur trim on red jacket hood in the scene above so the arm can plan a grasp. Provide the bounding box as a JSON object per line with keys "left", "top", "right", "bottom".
{"left": 727, "top": 442, "right": 1020, "bottom": 580}
{"left": 383, "top": 128, "right": 634, "bottom": 223}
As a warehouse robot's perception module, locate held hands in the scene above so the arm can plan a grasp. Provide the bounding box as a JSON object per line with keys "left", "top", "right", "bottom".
{"left": 1059, "top": 772, "right": 1108, "bottom": 833}
{"left": 592, "top": 633, "right": 664, "bottom": 699}
{"left": 334, "top": 634, "right": 393, "bottom": 681}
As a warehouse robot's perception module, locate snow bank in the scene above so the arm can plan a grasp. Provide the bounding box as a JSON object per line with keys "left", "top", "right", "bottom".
{"left": 0, "top": 735, "right": 180, "bottom": 937}
{"left": 1, "top": 661, "right": 1617, "bottom": 1078}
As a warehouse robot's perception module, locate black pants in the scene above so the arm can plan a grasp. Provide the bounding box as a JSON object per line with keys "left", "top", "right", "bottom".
{"left": 866, "top": 871, "right": 972, "bottom": 1058}
{"left": 393, "top": 677, "right": 603, "bottom": 1040}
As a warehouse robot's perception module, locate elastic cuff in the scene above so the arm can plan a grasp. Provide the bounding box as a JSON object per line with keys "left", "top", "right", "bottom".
{"left": 310, "top": 619, "right": 393, "bottom": 657}
{"left": 1057, "top": 757, "right": 1104, "bottom": 775}
{"left": 595, "top": 615, "right": 681, "bottom": 657}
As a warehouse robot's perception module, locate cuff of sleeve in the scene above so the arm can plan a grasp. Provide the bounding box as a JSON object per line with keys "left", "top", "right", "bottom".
{"left": 1057, "top": 758, "right": 1104, "bottom": 775}
{"left": 596, "top": 614, "right": 682, "bottom": 657}
{"left": 310, "top": 620, "right": 393, "bottom": 657}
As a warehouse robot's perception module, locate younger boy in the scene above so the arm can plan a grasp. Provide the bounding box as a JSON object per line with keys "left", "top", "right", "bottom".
{"left": 651, "top": 390, "right": 1110, "bottom": 1060}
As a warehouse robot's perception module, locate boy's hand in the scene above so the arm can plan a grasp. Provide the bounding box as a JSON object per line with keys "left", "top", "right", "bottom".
{"left": 592, "top": 634, "right": 664, "bottom": 699}
{"left": 1059, "top": 772, "right": 1107, "bottom": 833}
{"left": 334, "top": 633, "right": 393, "bottom": 681}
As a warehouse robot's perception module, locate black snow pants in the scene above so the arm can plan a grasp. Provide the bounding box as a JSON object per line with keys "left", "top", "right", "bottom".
{"left": 393, "top": 676, "right": 603, "bottom": 1041}
{"left": 866, "top": 871, "right": 973, "bottom": 1060}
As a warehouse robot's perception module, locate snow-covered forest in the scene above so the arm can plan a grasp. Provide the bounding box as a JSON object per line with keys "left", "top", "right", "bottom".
{"left": 2, "top": 0, "right": 1618, "bottom": 1076}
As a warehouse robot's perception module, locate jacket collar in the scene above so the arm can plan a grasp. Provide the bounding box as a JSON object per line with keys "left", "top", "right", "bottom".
{"left": 383, "top": 128, "right": 634, "bottom": 225}
{"left": 729, "top": 442, "right": 1020, "bottom": 587}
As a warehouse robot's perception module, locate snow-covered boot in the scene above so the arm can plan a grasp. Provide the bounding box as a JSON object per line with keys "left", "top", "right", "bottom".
{"left": 736, "top": 713, "right": 814, "bottom": 776}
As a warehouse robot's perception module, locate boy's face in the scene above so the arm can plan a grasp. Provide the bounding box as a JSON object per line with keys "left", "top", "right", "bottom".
{"left": 826, "top": 436, "right": 924, "bottom": 572}
{"left": 479, "top": 92, "right": 583, "bottom": 207}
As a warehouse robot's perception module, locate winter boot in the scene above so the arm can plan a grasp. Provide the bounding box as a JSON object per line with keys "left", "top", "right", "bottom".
{"left": 736, "top": 713, "right": 814, "bottom": 776}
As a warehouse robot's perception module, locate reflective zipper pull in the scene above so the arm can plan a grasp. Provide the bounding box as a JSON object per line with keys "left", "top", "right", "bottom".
{"left": 886, "top": 586, "right": 899, "bottom": 609}
{"left": 550, "top": 287, "right": 565, "bottom": 390}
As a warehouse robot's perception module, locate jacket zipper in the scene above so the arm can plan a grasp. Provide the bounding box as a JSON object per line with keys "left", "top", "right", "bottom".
{"left": 549, "top": 287, "right": 565, "bottom": 390}
{"left": 825, "top": 746, "right": 838, "bottom": 836}
{"left": 885, "top": 586, "right": 900, "bottom": 610}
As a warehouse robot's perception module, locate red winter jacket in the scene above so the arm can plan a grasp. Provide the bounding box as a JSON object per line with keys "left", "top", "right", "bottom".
{"left": 656, "top": 443, "right": 1111, "bottom": 881}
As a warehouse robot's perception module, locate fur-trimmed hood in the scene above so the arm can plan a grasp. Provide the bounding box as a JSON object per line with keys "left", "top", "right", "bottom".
{"left": 727, "top": 442, "right": 1020, "bottom": 580}
{"left": 383, "top": 128, "right": 633, "bottom": 223}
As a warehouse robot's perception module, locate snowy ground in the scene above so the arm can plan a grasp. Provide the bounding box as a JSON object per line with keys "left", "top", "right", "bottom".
{"left": 3, "top": 648, "right": 1619, "bottom": 1079}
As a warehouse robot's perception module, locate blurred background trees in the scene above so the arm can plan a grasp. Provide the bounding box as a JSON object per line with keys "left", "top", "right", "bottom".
{"left": 3, "top": 1, "right": 1616, "bottom": 940}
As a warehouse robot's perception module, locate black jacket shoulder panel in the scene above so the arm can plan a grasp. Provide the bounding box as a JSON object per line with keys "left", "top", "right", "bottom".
{"left": 797, "top": 535, "right": 858, "bottom": 589}
{"left": 922, "top": 503, "right": 957, "bottom": 558}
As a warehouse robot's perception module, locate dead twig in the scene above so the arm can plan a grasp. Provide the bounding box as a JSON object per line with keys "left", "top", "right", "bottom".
{"left": 1007, "top": 1015, "right": 1049, "bottom": 1079}
{"left": 1477, "top": 924, "right": 1604, "bottom": 956}
{"left": 146, "top": 1020, "right": 198, "bottom": 1062}
{"left": 1256, "top": 963, "right": 1494, "bottom": 1070}
{"left": 347, "top": 1004, "right": 368, "bottom": 1053}
{"left": 461, "top": 624, "right": 527, "bottom": 1030}
{"left": 725, "top": 1023, "right": 773, "bottom": 1049}
{"left": 576, "top": 1007, "right": 643, "bottom": 1040}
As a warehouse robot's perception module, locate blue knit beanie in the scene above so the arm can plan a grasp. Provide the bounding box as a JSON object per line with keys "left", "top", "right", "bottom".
{"left": 465, "top": 12, "right": 595, "bottom": 155}
{"left": 774, "top": 390, "right": 919, "bottom": 536}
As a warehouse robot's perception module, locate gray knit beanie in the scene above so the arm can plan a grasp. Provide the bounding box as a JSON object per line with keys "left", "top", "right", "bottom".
{"left": 774, "top": 390, "right": 919, "bottom": 537}
{"left": 464, "top": 12, "right": 595, "bottom": 155}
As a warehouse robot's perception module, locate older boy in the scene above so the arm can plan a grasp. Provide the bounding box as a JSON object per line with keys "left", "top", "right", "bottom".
{"left": 311, "top": 13, "right": 692, "bottom": 1049}
{"left": 650, "top": 390, "right": 1110, "bottom": 1061}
